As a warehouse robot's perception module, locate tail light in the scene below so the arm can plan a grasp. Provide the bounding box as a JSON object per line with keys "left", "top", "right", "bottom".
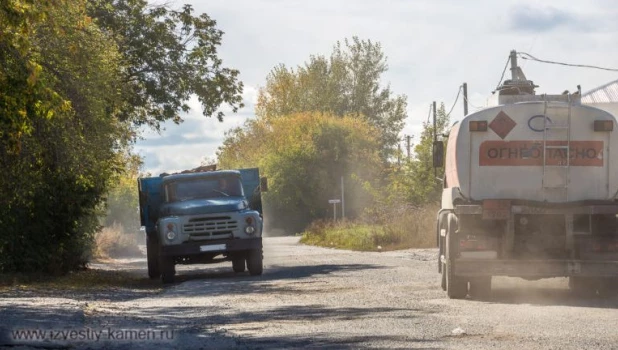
{"left": 469, "top": 121, "right": 488, "bottom": 132}
{"left": 594, "top": 120, "right": 613, "bottom": 132}
{"left": 590, "top": 240, "right": 618, "bottom": 253}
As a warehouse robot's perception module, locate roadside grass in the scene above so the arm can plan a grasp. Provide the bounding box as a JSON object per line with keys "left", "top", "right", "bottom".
{"left": 0, "top": 268, "right": 160, "bottom": 294}
{"left": 301, "top": 203, "right": 437, "bottom": 251}
{"left": 1, "top": 223, "right": 154, "bottom": 293}
{"left": 94, "top": 223, "right": 142, "bottom": 259}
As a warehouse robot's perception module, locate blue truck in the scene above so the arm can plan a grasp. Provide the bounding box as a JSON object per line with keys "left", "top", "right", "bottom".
{"left": 138, "top": 166, "right": 266, "bottom": 283}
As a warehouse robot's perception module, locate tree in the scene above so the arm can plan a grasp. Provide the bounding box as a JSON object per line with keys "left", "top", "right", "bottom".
{"left": 218, "top": 112, "right": 382, "bottom": 232}
{"left": 0, "top": 0, "right": 244, "bottom": 273}
{"left": 383, "top": 103, "right": 450, "bottom": 206}
{"left": 87, "top": 0, "right": 244, "bottom": 129}
{"left": 256, "top": 37, "right": 407, "bottom": 160}
{"left": 104, "top": 153, "right": 143, "bottom": 232}
{"left": 0, "top": 0, "right": 130, "bottom": 273}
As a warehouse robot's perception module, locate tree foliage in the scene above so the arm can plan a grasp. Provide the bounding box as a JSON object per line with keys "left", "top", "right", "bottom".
{"left": 104, "top": 153, "right": 142, "bottom": 232}
{"left": 256, "top": 37, "right": 407, "bottom": 160}
{"left": 382, "top": 104, "right": 450, "bottom": 206}
{"left": 0, "top": 0, "right": 128, "bottom": 273}
{"left": 218, "top": 112, "right": 382, "bottom": 232}
{"left": 0, "top": 0, "right": 242, "bottom": 273}
{"left": 87, "top": 0, "right": 244, "bottom": 129}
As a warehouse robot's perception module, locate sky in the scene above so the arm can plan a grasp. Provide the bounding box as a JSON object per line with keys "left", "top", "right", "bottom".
{"left": 135, "top": 0, "right": 618, "bottom": 175}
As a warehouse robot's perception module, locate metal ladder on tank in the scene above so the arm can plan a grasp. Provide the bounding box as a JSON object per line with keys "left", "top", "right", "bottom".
{"left": 542, "top": 94, "right": 572, "bottom": 201}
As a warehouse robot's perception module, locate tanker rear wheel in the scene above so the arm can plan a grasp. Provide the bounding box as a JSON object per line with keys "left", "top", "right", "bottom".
{"left": 445, "top": 213, "right": 468, "bottom": 299}
{"left": 469, "top": 277, "right": 492, "bottom": 300}
{"left": 569, "top": 277, "right": 598, "bottom": 297}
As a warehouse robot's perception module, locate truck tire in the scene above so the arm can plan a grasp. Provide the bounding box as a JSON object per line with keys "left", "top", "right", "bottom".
{"left": 569, "top": 277, "right": 597, "bottom": 297}
{"left": 159, "top": 255, "right": 175, "bottom": 284}
{"left": 598, "top": 278, "right": 618, "bottom": 297}
{"left": 446, "top": 214, "right": 468, "bottom": 299}
{"left": 437, "top": 213, "right": 447, "bottom": 273}
{"left": 146, "top": 236, "right": 160, "bottom": 279}
{"left": 232, "top": 256, "right": 246, "bottom": 273}
{"left": 469, "top": 277, "right": 492, "bottom": 300}
{"left": 439, "top": 213, "right": 448, "bottom": 291}
{"left": 441, "top": 265, "right": 447, "bottom": 291}
{"left": 247, "top": 248, "right": 263, "bottom": 276}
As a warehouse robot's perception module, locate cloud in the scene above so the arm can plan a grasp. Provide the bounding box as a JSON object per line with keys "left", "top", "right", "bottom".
{"left": 135, "top": 85, "right": 259, "bottom": 174}
{"left": 136, "top": 0, "right": 618, "bottom": 173}
{"left": 508, "top": 5, "right": 581, "bottom": 32}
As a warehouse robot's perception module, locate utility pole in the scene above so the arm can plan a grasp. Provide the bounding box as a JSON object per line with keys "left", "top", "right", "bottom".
{"left": 463, "top": 82, "right": 468, "bottom": 116}
{"left": 341, "top": 176, "right": 345, "bottom": 219}
{"left": 397, "top": 143, "right": 401, "bottom": 167}
{"left": 433, "top": 101, "right": 437, "bottom": 178}
{"left": 432, "top": 101, "right": 437, "bottom": 142}
{"left": 406, "top": 135, "right": 411, "bottom": 160}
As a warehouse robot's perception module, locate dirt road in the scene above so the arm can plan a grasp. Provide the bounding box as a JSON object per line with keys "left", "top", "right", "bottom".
{"left": 1, "top": 236, "right": 617, "bottom": 349}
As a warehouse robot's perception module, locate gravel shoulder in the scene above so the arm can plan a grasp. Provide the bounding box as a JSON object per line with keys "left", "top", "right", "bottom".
{"left": 1, "top": 236, "right": 617, "bottom": 349}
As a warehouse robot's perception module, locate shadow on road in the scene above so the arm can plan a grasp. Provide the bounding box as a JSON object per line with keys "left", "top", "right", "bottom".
{"left": 231, "top": 333, "right": 441, "bottom": 350}
{"left": 484, "top": 282, "right": 618, "bottom": 309}
{"left": 168, "top": 263, "right": 387, "bottom": 297}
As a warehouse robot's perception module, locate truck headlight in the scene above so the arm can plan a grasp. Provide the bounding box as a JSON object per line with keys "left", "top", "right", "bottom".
{"left": 165, "top": 222, "right": 177, "bottom": 240}
{"left": 244, "top": 216, "right": 256, "bottom": 235}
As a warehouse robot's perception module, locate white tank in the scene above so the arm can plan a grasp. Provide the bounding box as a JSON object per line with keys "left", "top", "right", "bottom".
{"left": 445, "top": 99, "right": 618, "bottom": 203}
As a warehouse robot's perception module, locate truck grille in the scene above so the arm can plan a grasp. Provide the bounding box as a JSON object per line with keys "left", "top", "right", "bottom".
{"left": 183, "top": 216, "right": 237, "bottom": 239}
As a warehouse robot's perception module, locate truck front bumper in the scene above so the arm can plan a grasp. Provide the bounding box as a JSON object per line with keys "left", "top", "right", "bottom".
{"left": 455, "top": 259, "right": 618, "bottom": 278}
{"left": 160, "top": 237, "right": 262, "bottom": 257}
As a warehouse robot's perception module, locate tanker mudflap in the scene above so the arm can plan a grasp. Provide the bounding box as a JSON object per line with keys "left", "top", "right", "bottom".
{"left": 482, "top": 199, "right": 511, "bottom": 220}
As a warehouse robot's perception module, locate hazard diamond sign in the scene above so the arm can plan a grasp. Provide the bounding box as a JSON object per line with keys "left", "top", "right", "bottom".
{"left": 489, "top": 111, "right": 516, "bottom": 139}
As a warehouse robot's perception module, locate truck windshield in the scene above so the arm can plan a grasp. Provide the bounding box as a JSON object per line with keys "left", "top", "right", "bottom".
{"left": 167, "top": 176, "right": 243, "bottom": 202}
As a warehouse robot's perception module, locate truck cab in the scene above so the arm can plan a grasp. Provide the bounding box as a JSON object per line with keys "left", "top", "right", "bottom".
{"left": 138, "top": 167, "right": 266, "bottom": 283}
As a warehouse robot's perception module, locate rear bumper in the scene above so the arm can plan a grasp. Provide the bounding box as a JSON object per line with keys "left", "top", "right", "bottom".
{"left": 455, "top": 259, "right": 618, "bottom": 278}
{"left": 161, "top": 237, "right": 262, "bottom": 257}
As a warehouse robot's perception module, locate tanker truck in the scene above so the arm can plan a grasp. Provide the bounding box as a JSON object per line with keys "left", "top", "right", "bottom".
{"left": 435, "top": 50, "right": 618, "bottom": 299}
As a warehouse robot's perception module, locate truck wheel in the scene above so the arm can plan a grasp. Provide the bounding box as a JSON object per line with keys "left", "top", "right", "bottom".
{"left": 469, "top": 277, "right": 492, "bottom": 300}
{"left": 146, "top": 236, "right": 160, "bottom": 279}
{"left": 598, "top": 278, "right": 618, "bottom": 297}
{"left": 446, "top": 214, "right": 468, "bottom": 299}
{"left": 441, "top": 264, "right": 447, "bottom": 291}
{"left": 569, "top": 277, "right": 597, "bottom": 297}
{"left": 439, "top": 213, "right": 447, "bottom": 291}
{"left": 232, "top": 256, "right": 246, "bottom": 273}
{"left": 246, "top": 248, "right": 263, "bottom": 276}
{"left": 159, "top": 255, "right": 175, "bottom": 284}
{"left": 437, "top": 213, "right": 447, "bottom": 274}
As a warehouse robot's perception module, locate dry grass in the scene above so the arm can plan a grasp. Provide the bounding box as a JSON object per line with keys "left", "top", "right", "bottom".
{"left": 94, "top": 223, "right": 142, "bottom": 259}
{"left": 301, "top": 203, "right": 438, "bottom": 251}
{"left": 0, "top": 268, "right": 159, "bottom": 292}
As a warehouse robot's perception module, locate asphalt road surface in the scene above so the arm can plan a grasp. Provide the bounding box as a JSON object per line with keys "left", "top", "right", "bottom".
{"left": 1, "top": 236, "right": 617, "bottom": 349}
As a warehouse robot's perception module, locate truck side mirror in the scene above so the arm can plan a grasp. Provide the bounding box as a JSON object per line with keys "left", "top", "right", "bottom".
{"left": 260, "top": 177, "right": 268, "bottom": 192}
{"left": 433, "top": 141, "right": 444, "bottom": 168}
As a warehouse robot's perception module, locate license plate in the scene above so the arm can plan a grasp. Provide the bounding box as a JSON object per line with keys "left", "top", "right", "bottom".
{"left": 482, "top": 200, "right": 511, "bottom": 220}
{"left": 199, "top": 244, "right": 226, "bottom": 252}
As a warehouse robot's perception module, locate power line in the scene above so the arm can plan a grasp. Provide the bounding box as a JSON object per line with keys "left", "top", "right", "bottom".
{"left": 446, "top": 85, "right": 462, "bottom": 118}
{"left": 463, "top": 92, "right": 481, "bottom": 110}
{"left": 492, "top": 54, "right": 511, "bottom": 94}
{"left": 426, "top": 103, "right": 432, "bottom": 124}
{"left": 518, "top": 52, "right": 618, "bottom": 72}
